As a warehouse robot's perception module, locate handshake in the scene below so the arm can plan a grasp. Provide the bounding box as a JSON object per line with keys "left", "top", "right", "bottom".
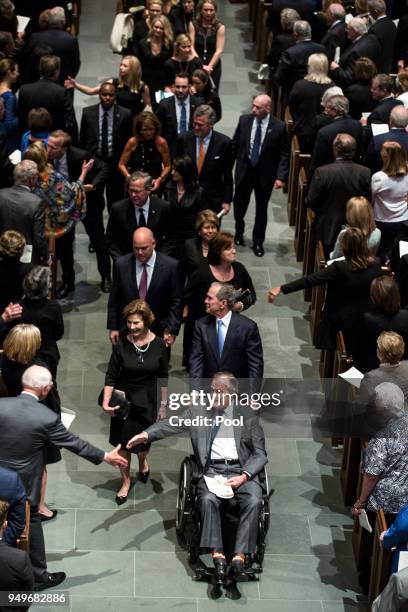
{"left": 102, "top": 433, "right": 149, "bottom": 468}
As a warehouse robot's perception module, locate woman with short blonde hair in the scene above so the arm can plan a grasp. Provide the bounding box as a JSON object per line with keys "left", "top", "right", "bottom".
{"left": 3, "top": 323, "right": 41, "bottom": 365}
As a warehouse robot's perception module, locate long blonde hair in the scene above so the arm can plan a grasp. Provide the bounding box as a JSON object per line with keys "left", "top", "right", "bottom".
{"left": 148, "top": 15, "right": 174, "bottom": 48}
{"left": 345, "top": 197, "right": 376, "bottom": 238}
{"left": 119, "top": 56, "right": 142, "bottom": 93}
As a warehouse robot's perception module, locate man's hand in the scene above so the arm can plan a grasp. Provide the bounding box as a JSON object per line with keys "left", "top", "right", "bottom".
{"left": 360, "top": 117, "right": 368, "bottom": 127}
{"left": 2, "top": 303, "right": 23, "bottom": 323}
{"left": 267, "top": 286, "right": 281, "bottom": 303}
{"left": 163, "top": 331, "right": 176, "bottom": 347}
{"left": 221, "top": 203, "right": 231, "bottom": 214}
{"left": 225, "top": 474, "right": 248, "bottom": 489}
{"left": 274, "top": 179, "right": 285, "bottom": 189}
{"left": 330, "top": 61, "right": 339, "bottom": 71}
{"left": 104, "top": 445, "right": 128, "bottom": 468}
{"left": 109, "top": 330, "right": 119, "bottom": 344}
{"left": 127, "top": 431, "right": 148, "bottom": 449}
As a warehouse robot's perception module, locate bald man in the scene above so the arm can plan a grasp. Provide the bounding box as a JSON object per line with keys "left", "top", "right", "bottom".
{"left": 231, "top": 94, "right": 290, "bottom": 257}
{"left": 107, "top": 227, "right": 183, "bottom": 346}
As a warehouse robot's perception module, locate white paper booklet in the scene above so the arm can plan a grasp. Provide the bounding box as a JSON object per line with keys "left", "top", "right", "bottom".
{"left": 334, "top": 46, "right": 340, "bottom": 63}
{"left": 398, "top": 551, "right": 408, "bottom": 572}
{"left": 20, "top": 244, "right": 32, "bottom": 263}
{"left": 400, "top": 241, "right": 408, "bottom": 258}
{"left": 61, "top": 406, "right": 76, "bottom": 430}
{"left": 204, "top": 475, "right": 234, "bottom": 499}
{"left": 371, "top": 124, "right": 389, "bottom": 137}
{"left": 339, "top": 366, "right": 364, "bottom": 389}
{"left": 17, "top": 15, "right": 30, "bottom": 33}
{"left": 359, "top": 509, "right": 372, "bottom": 533}
{"left": 9, "top": 149, "right": 21, "bottom": 165}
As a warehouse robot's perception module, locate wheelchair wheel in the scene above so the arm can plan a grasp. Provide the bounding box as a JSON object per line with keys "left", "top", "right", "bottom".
{"left": 176, "top": 456, "right": 193, "bottom": 536}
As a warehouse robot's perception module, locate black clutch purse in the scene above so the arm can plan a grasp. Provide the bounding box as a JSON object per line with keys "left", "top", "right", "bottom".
{"left": 98, "top": 389, "right": 131, "bottom": 420}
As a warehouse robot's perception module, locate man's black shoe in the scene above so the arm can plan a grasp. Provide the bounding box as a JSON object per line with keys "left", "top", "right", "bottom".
{"left": 253, "top": 243, "right": 264, "bottom": 257}
{"left": 56, "top": 284, "right": 75, "bottom": 299}
{"left": 35, "top": 572, "right": 66, "bottom": 591}
{"left": 100, "top": 278, "right": 112, "bottom": 293}
{"left": 234, "top": 234, "right": 245, "bottom": 246}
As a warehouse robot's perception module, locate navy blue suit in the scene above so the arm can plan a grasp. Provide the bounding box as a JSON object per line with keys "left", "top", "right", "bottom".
{"left": 364, "top": 128, "right": 408, "bottom": 173}
{"left": 0, "top": 467, "right": 26, "bottom": 547}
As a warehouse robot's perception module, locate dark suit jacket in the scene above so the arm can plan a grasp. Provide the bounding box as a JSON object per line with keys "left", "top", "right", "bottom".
{"left": 107, "top": 251, "right": 183, "bottom": 335}
{"left": 0, "top": 541, "right": 34, "bottom": 607}
{"left": 146, "top": 403, "right": 267, "bottom": 481}
{"left": 189, "top": 312, "right": 264, "bottom": 385}
{"left": 0, "top": 134, "right": 13, "bottom": 188}
{"left": 310, "top": 115, "right": 363, "bottom": 176}
{"left": 106, "top": 195, "right": 170, "bottom": 258}
{"left": 307, "top": 159, "right": 371, "bottom": 245}
{"left": 156, "top": 94, "right": 200, "bottom": 156}
{"left": 321, "top": 19, "right": 348, "bottom": 62}
{"left": 368, "top": 98, "right": 404, "bottom": 126}
{"left": 364, "top": 128, "right": 408, "bottom": 173}
{"left": 0, "top": 185, "right": 48, "bottom": 263}
{"left": 0, "top": 393, "right": 105, "bottom": 505}
{"left": 28, "top": 29, "right": 81, "bottom": 84}
{"left": 369, "top": 16, "right": 397, "bottom": 73}
{"left": 17, "top": 78, "right": 78, "bottom": 142}
{"left": 184, "top": 235, "right": 207, "bottom": 274}
{"left": 267, "top": 32, "right": 295, "bottom": 74}
{"left": 266, "top": 0, "right": 314, "bottom": 33}
{"left": 231, "top": 113, "right": 290, "bottom": 188}
{"left": 176, "top": 130, "right": 233, "bottom": 212}
{"left": 0, "top": 467, "right": 26, "bottom": 547}
{"left": 274, "top": 40, "right": 328, "bottom": 97}
{"left": 332, "top": 34, "right": 381, "bottom": 87}
{"left": 66, "top": 145, "right": 109, "bottom": 190}
{"left": 345, "top": 81, "right": 376, "bottom": 120}
{"left": 79, "top": 103, "right": 133, "bottom": 164}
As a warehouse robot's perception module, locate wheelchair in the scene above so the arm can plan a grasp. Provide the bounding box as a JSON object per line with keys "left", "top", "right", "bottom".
{"left": 175, "top": 455, "right": 273, "bottom": 592}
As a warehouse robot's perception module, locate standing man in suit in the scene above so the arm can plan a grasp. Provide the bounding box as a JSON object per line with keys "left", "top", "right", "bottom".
{"left": 156, "top": 73, "right": 200, "bottom": 157}
{"left": 107, "top": 227, "right": 183, "bottom": 347}
{"left": 368, "top": 0, "right": 397, "bottom": 73}
{"left": 0, "top": 160, "right": 48, "bottom": 264}
{"left": 189, "top": 283, "right": 263, "bottom": 390}
{"left": 0, "top": 365, "right": 128, "bottom": 590}
{"left": 266, "top": 0, "right": 314, "bottom": 34}
{"left": 231, "top": 94, "right": 289, "bottom": 257}
{"left": 176, "top": 105, "right": 233, "bottom": 214}
{"left": 0, "top": 467, "right": 26, "bottom": 547}
{"left": 307, "top": 134, "right": 372, "bottom": 258}
{"left": 321, "top": 4, "right": 348, "bottom": 62}
{"left": 127, "top": 371, "right": 267, "bottom": 580}
{"left": 367, "top": 74, "right": 404, "bottom": 125}
{"left": 18, "top": 55, "right": 78, "bottom": 142}
{"left": 106, "top": 171, "right": 170, "bottom": 259}
{"left": 46, "top": 130, "right": 112, "bottom": 293}
{"left": 79, "top": 81, "right": 133, "bottom": 209}
{"left": 364, "top": 106, "right": 408, "bottom": 172}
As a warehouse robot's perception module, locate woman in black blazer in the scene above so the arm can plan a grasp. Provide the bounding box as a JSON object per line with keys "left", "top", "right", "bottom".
{"left": 184, "top": 208, "right": 219, "bottom": 274}
{"left": 268, "top": 228, "right": 387, "bottom": 364}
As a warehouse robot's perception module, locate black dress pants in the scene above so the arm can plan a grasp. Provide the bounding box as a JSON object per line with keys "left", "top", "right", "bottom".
{"left": 29, "top": 505, "right": 47, "bottom": 583}
{"left": 55, "top": 229, "right": 75, "bottom": 287}
{"left": 233, "top": 164, "right": 274, "bottom": 245}
{"left": 82, "top": 190, "right": 111, "bottom": 280}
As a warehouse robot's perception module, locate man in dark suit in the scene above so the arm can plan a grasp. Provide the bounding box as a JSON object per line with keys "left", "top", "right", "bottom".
{"left": 0, "top": 467, "right": 26, "bottom": 547}
{"left": 189, "top": 283, "right": 264, "bottom": 391}
{"left": 156, "top": 73, "right": 200, "bottom": 157}
{"left": 266, "top": 0, "right": 314, "bottom": 34}
{"left": 274, "top": 20, "right": 327, "bottom": 101}
{"left": 307, "top": 134, "right": 372, "bottom": 257}
{"left": 27, "top": 6, "right": 80, "bottom": 85}
{"left": 367, "top": 74, "right": 404, "bottom": 125}
{"left": 310, "top": 95, "right": 363, "bottom": 176}
{"left": 0, "top": 500, "right": 34, "bottom": 609}
{"left": 0, "top": 365, "right": 127, "bottom": 590}
{"left": 330, "top": 17, "right": 381, "bottom": 87}
{"left": 231, "top": 94, "right": 290, "bottom": 257}
{"left": 47, "top": 130, "right": 112, "bottom": 295}
{"left": 126, "top": 371, "right": 267, "bottom": 579}
{"left": 107, "top": 227, "right": 183, "bottom": 347}
{"left": 176, "top": 104, "right": 233, "bottom": 214}
{"left": 364, "top": 106, "right": 408, "bottom": 172}
{"left": 18, "top": 55, "right": 78, "bottom": 142}
{"left": 0, "top": 160, "right": 48, "bottom": 264}
{"left": 106, "top": 171, "right": 170, "bottom": 259}
{"left": 0, "top": 132, "right": 13, "bottom": 188}
{"left": 321, "top": 4, "right": 348, "bottom": 62}
{"left": 79, "top": 81, "right": 133, "bottom": 208}
{"left": 368, "top": 0, "right": 397, "bottom": 73}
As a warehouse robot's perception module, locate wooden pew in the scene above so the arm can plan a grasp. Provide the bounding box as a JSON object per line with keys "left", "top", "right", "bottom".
{"left": 294, "top": 166, "right": 308, "bottom": 262}
{"left": 16, "top": 502, "right": 30, "bottom": 552}
{"left": 287, "top": 137, "right": 311, "bottom": 227}
{"left": 284, "top": 107, "right": 293, "bottom": 135}
{"left": 256, "top": 1, "right": 272, "bottom": 63}
{"left": 303, "top": 208, "right": 315, "bottom": 301}
{"left": 309, "top": 241, "right": 326, "bottom": 338}
{"left": 368, "top": 510, "right": 394, "bottom": 607}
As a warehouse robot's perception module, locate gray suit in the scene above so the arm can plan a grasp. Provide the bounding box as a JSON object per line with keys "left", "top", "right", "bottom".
{"left": 146, "top": 403, "right": 267, "bottom": 553}
{"left": 0, "top": 185, "right": 49, "bottom": 264}
{"left": 0, "top": 392, "right": 105, "bottom": 582}
{"left": 372, "top": 567, "right": 408, "bottom": 612}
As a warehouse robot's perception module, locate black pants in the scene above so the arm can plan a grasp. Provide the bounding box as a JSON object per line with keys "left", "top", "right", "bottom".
{"left": 105, "top": 162, "right": 126, "bottom": 211}
{"left": 29, "top": 505, "right": 47, "bottom": 583}
{"left": 233, "top": 164, "right": 274, "bottom": 245}
{"left": 82, "top": 190, "right": 111, "bottom": 280}
{"left": 55, "top": 229, "right": 75, "bottom": 287}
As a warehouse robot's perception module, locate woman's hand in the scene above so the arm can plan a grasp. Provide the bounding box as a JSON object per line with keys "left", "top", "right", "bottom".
{"left": 64, "top": 76, "right": 76, "bottom": 89}
{"left": 151, "top": 177, "right": 162, "bottom": 192}
{"left": 102, "top": 403, "right": 119, "bottom": 416}
{"left": 203, "top": 64, "right": 213, "bottom": 74}
{"left": 81, "top": 158, "right": 95, "bottom": 177}
{"left": 267, "top": 286, "right": 281, "bottom": 303}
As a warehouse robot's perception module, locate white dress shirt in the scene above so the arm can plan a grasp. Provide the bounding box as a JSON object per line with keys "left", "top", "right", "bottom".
{"left": 210, "top": 404, "right": 239, "bottom": 460}
{"left": 134, "top": 197, "right": 150, "bottom": 225}
{"left": 136, "top": 250, "right": 156, "bottom": 290}
{"left": 249, "top": 114, "right": 269, "bottom": 156}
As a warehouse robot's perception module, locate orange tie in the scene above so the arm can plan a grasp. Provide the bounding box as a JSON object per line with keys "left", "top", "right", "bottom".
{"left": 197, "top": 138, "right": 205, "bottom": 175}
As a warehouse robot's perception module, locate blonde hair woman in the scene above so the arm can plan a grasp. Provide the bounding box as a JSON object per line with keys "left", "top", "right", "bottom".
{"left": 65, "top": 56, "right": 151, "bottom": 116}
{"left": 330, "top": 196, "right": 381, "bottom": 259}
{"left": 136, "top": 15, "right": 174, "bottom": 105}
{"left": 163, "top": 33, "right": 203, "bottom": 88}
{"left": 188, "top": 0, "right": 225, "bottom": 91}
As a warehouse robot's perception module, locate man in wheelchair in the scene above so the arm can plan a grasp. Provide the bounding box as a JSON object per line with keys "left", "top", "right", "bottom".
{"left": 127, "top": 371, "right": 268, "bottom": 584}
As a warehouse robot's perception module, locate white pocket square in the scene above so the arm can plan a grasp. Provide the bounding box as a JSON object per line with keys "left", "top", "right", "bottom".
{"left": 213, "top": 155, "right": 220, "bottom": 159}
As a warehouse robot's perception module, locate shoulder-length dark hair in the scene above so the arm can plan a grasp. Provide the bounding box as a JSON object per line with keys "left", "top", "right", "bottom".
{"left": 370, "top": 275, "right": 401, "bottom": 316}
{"left": 172, "top": 155, "right": 198, "bottom": 192}
{"left": 207, "top": 231, "right": 234, "bottom": 266}
{"left": 340, "top": 227, "right": 373, "bottom": 270}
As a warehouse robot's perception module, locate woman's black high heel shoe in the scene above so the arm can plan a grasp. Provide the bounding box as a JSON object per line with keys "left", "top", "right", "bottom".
{"left": 138, "top": 469, "right": 150, "bottom": 483}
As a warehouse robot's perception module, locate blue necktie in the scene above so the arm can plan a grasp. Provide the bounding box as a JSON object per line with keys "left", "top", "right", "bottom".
{"left": 217, "top": 319, "right": 224, "bottom": 357}
{"left": 250, "top": 119, "right": 262, "bottom": 166}
{"left": 54, "top": 159, "right": 60, "bottom": 173}
{"left": 179, "top": 101, "right": 187, "bottom": 133}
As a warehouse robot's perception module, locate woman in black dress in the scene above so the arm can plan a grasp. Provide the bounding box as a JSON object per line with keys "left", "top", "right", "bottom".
{"left": 118, "top": 111, "right": 171, "bottom": 192}
{"left": 184, "top": 208, "right": 219, "bottom": 274}
{"left": 102, "top": 299, "right": 168, "bottom": 504}
{"left": 170, "top": 0, "right": 195, "bottom": 37}
{"left": 162, "top": 155, "right": 205, "bottom": 262}
{"left": 163, "top": 33, "right": 202, "bottom": 89}
{"left": 183, "top": 231, "right": 256, "bottom": 368}
{"left": 189, "top": 0, "right": 225, "bottom": 91}
{"left": 66, "top": 56, "right": 151, "bottom": 116}
{"left": 190, "top": 67, "right": 221, "bottom": 121}
{"left": 0, "top": 230, "right": 33, "bottom": 314}
{"left": 344, "top": 57, "right": 377, "bottom": 120}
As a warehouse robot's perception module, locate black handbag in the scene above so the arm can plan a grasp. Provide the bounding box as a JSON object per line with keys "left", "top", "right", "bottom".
{"left": 98, "top": 389, "right": 131, "bottom": 420}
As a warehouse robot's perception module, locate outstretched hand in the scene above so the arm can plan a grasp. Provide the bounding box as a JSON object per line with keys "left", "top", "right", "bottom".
{"left": 127, "top": 431, "right": 148, "bottom": 449}
{"left": 104, "top": 445, "right": 128, "bottom": 468}
{"left": 267, "top": 287, "right": 281, "bottom": 303}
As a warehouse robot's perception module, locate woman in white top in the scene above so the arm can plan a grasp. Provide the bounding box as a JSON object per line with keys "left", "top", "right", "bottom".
{"left": 372, "top": 141, "right": 408, "bottom": 261}
{"left": 330, "top": 196, "right": 381, "bottom": 259}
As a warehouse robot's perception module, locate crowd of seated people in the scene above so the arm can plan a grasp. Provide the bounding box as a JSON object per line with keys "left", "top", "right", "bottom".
{"left": 1, "top": 0, "right": 408, "bottom": 603}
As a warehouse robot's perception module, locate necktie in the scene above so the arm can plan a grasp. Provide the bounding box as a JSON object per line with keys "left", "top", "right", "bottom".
{"left": 138, "top": 208, "right": 146, "bottom": 227}
{"left": 197, "top": 138, "right": 205, "bottom": 175}
{"left": 54, "top": 159, "right": 60, "bottom": 173}
{"left": 250, "top": 119, "right": 262, "bottom": 166}
{"left": 101, "top": 111, "right": 109, "bottom": 159}
{"left": 217, "top": 319, "right": 224, "bottom": 357}
{"left": 179, "top": 101, "right": 187, "bottom": 133}
{"left": 138, "top": 263, "right": 148, "bottom": 299}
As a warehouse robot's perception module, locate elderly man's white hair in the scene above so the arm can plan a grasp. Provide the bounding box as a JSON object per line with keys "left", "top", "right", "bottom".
{"left": 348, "top": 17, "right": 368, "bottom": 35}
{"left": 374, "top": 382, "right": 405, "bottom": 420}
{"left": 22, "top": 365, "right": 52, "bottom": 388}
